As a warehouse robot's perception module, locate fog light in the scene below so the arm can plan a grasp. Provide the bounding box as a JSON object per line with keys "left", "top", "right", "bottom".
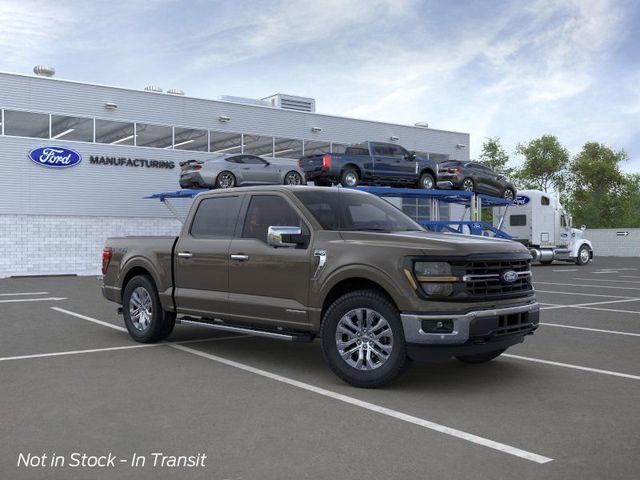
{"left": 422, "top": 319, "right": 454, "bottom": 333}
{"left": 420, "top": 282, "right": 453, "bottom": 296}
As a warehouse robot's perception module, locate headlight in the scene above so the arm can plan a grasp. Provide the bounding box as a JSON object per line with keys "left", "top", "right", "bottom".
{"left": 413, "top": 261, "right": 457, "bottom": 296}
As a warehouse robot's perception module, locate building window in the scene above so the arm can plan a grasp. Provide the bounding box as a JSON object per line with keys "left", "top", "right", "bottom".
{"left": 135, "top": 123, "right": 172, "bottom": 149}
{"left": 3, "top": 110, "right": 49, "bottom": 138}
{"left": 243, "top": 135, "right": 274, "bottom": 156}
{"left": 210, "top": 131, "right": 242, "bottom": 154}
{"left": 303, "top": 140, "right": 330, "bottom": 156}
{"left": 273, "top": 137, "right": 303, "bottom": 159}
{"left": 173, "top": 127, "right": 208, "bottom": 151}
{"left": 95, "top": 119, "right": 135, "bottom": 145}
{"left": 51, "top": 115, "right": 93, "bottom": 142}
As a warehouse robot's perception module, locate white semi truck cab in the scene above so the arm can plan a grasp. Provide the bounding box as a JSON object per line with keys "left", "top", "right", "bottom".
{"left": 494, "top": 189, "right": 593, "bottom": 265}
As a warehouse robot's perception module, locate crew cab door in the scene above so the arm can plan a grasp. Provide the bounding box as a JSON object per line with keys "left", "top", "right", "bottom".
{"left": 227, "top": 193, "right": 313, "bottom": 328}
{"left": 371, "top": 143, "right": 414, "bottom": 182}
{"left": 173, "top": 194, "right": 244, "bottom": 317}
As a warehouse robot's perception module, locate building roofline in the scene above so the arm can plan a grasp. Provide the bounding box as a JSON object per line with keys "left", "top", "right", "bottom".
{"left": 0, "top": 70, "right": 470, "bottom": 137}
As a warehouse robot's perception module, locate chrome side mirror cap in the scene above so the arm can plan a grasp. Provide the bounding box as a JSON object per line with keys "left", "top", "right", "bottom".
{"left": 267, "top": 226, "right": 303, "bottom": 248}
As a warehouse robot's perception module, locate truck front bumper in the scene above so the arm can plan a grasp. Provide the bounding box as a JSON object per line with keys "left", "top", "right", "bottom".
{"left": 400, "top": 302, "right": 540, "bottom": 361}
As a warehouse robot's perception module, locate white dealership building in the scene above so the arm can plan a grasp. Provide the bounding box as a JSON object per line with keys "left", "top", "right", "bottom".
{"left": 0, "top": 69, "right": 470, "bottom": 277}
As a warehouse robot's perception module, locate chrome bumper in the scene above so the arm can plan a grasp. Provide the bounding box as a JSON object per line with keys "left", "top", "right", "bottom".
{"left": 400, "top": 302, "right": 539, "bottom": 345}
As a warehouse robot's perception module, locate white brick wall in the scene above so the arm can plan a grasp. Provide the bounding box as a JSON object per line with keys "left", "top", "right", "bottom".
{"left": 0, "top": 215, "right": 182, "bottom": 278}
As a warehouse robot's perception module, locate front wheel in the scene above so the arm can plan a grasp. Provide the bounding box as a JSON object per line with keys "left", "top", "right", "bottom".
{"left": 418, "top": 172, "right": 435, "bottom": 190}
{"left": 576, "top": 245, "right": 591, "bottom": 265}
{"left": 503, "top": 187, "right": 515, "bottom": 201}
{"left": 456, "top": 348, "right": 506, "bottom": 364}
{"left": 320, "top": 290, "right": 411, "bottom": 388}
{"left": 122, "top": 275, "right": 175, "bottom": 343}
{"left": 284, "top": 171, "right": 303, "bottom": 185}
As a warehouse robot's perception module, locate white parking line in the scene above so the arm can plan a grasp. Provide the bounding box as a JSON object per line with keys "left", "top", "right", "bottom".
{"left": 51, "top": 307, "right": 127, "bottom": 332}
{"left": 551, "top": 269, "right": 578, "bottom": 272}
{"left": 503, "top": 354, "right": 640, "bottom": 381}
{"left": 536, "top": 282, "right": 640, "bottom": 291}
{"left": 170, "top": 343, "right": 553, "bottom": 464}
{"left": 541, "top": 323, "right": 640, "bottom": 337}
{"left": 574, "top": 306, "right": 640, "bottom": 315}
{"left": 572, "top": 278, "right": 640, "bottom": 284}
{"left": 0, "top": 292, "right": 49, "bottom": 296}
{"left": 535, "top": 290, "right": 638, "bottom": 300}
{"left": 0, "top": 344, "right": 158, "bottom": 362}
{"left": 621, "top": 275, "right": 640, "bottom": 279}
{"left": 0, "top": 297, "right": 67, "bottom": 304}
{"left": 539, "top": 298, "right": 640, "bottom": 311}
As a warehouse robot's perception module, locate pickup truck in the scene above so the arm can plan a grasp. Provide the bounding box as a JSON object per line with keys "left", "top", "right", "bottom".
{"left": 298, "top": 141, "right": 439, "bottom": 189}
{"left": 102, "top": 186, "right": 539, "bottom": 388}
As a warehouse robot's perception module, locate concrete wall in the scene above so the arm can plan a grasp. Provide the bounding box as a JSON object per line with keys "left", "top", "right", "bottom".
{"left": 0, "top": 215, "right": 182, "bottom": 278}
{"left": 583, "top": 228, "right": 640, "bottom": 257}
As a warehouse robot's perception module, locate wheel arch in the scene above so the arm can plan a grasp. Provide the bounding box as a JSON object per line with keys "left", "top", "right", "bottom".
{"left": 341, "top": 163, "right": 362, "bottom": 178}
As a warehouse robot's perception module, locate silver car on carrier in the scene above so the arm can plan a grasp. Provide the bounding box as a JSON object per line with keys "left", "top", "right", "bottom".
{"left": 179, "top": 154, "right": 306, "bottom": 189}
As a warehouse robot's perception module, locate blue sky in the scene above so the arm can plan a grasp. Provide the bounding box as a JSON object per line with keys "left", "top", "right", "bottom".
{"left": 1, "top": 0, "right": 639, "bottom": 171}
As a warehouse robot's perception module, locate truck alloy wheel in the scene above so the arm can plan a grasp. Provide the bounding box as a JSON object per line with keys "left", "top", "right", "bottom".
{"left": 577, "top": 245, "right": 591, "bottom": 265}
{"left": 129, "top": 286, "right": 153, "bottom": 331}
{"left": 321, "top": 289, "right": 411, "bottom": 388}
{"left": 336, "top": 308, "right": 394, "bottom": 370}
{"left": 419, "top": 173, "right": 435, "bottom": 189}
{"left": 341, "top": 169, "right": 359, "bottom": 187}
{"left": 284, "top": 171, "right": 303, "bottom": 185}
{"left": 462, "top": 178, "right": 474, "bottom": 192}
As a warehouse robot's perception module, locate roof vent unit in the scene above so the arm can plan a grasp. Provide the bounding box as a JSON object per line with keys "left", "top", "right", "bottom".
{"left": 219, "top": 95, "right": 270, "bottom": 107}
{"left": 144, "top": 85, "right": 163, "bottom": 93}
{"left": 33, "top": 65, "right": 55, "bottom": 77}
{"left": 262, "top": 94, "right": 316, "bottom": 112}
{"left": 167, "top": 88, "right": 185, "bottom": 96}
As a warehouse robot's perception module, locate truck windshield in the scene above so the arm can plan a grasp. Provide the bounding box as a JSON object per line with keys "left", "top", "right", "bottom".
{"left": 294, "top": 190, "right": 424, "bottom": 232}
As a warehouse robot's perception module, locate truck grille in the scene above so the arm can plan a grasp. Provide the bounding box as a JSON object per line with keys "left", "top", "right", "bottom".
{"left": 450, "top": 257, "right": 533, "bottom": 300}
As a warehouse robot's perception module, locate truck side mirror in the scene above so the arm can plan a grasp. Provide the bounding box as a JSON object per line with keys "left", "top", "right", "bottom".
{"left": 405, "top": 151, "right": 416, "bottom": 161}
{"left": 581, "top": 225, "right": 586, "bottom": 231}
{"left": 267, "top": 226, "right": 305, "bottom": 247}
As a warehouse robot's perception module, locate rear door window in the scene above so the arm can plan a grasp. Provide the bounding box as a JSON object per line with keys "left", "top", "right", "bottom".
{"left": 190, "top": 196, "right": 243, "bottom": 237}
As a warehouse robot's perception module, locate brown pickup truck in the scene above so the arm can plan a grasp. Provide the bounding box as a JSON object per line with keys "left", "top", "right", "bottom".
{"left": 101, "top": 186, "right": 539, "bottom": 387}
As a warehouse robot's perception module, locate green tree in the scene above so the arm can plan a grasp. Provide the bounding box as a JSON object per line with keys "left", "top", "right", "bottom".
{"left": 566, "top": 142, "right": 633, "bottom": 228}
{"left": 478, "top": 137, "right": 514, "bottom": 177}
{"left": 514, "top": 135, "right": 569, "bottom": 192}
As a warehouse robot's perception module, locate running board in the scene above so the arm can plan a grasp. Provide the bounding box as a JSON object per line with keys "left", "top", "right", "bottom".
{"left": 177, "top": 316, "right": 314, "bottom": 342}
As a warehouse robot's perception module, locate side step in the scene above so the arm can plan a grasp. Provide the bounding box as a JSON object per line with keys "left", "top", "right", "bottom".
{"left": 177, "top": 316, "right": 314, "bottom": 343}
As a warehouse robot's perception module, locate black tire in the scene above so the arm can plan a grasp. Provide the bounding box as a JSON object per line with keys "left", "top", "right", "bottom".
{"left": 503, "top": 187, "right": 515, "bottom": 200}
{"left": 340, "top": 168, "right": 359, "bottom": 187}
{"left": 216, "top": 171, "right": 236, "bottom": 189}
{"left": 314, "top": 179, "right": 332, "bottom": 187}
{"left": 320, "top": 289, "right": 412, "bottom": 388}
{"left": 122, "top": 275, "right": 175, "bottom": 343}
{"left": 461, "top": 178, "right": 475, "bottom": 192}
{"left": 418, "top": 172, "right": 435, "bottom": 190}
{"left": 575, "top": 245, "right": 591, "bottom": 265}
{"left": 456, "top": 348, "right": 506, "bottom": 364}
{"left": 283, "top": 171, "right": 303, "bottom": 185}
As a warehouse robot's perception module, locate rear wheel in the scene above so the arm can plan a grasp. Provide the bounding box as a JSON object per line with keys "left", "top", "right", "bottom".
{"left": 321, "top": 290, "right": 411, "bottom": 388}
{"left": 284, "top": 171, "right": 303, "bottom": 185}
{"left": 576, "top": 245, "right": 591, "bottom": 265}
{"left": 503, "top": 187, "right": 515, "bottom": 200}
{"left": 462, "top": 178, "right": 475, "bottom": 192}
{"left": 418, "top": 172, "right": 435, "bottom": 189}
{"left": 216, "top": 171, "right": 236, "bottom": 189}
{"left": 122, "top": 275, "right": 175, "bottom": 343}
{"left": 340, "top": 168, "right": 359, "bottom": 187}
{"left": 456, "top": 348, "right": 506, "bottom": 364}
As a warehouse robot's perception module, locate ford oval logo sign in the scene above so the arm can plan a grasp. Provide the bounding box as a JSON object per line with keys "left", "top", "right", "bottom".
{"left": 514, "top": 195, "right": 530, "bottom": 206}
{"left": 501, "top": 270, "right": 519, "bottom": 284}
{"left": 28, "top": 146, "right": 82, "bottom": 168}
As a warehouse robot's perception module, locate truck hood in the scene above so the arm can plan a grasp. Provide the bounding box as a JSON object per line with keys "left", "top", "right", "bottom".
{"left": 338, "top": 230, "right": 530, "bottom": 256}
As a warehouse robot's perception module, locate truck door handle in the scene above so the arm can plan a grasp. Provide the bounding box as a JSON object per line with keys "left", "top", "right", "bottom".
{"left": 177, "top": 252, "right": 193, "bottom": 258}
{"left": 230, "top": 254, "right": 249, "bottom": 261}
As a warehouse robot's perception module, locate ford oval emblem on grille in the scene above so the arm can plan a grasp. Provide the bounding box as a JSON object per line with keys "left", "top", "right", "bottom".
{"left": 501, "top": 270, "right": 519, "bottom": 284}
{"left": 28, "top": 146, "right": 82, "bottom": 168}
